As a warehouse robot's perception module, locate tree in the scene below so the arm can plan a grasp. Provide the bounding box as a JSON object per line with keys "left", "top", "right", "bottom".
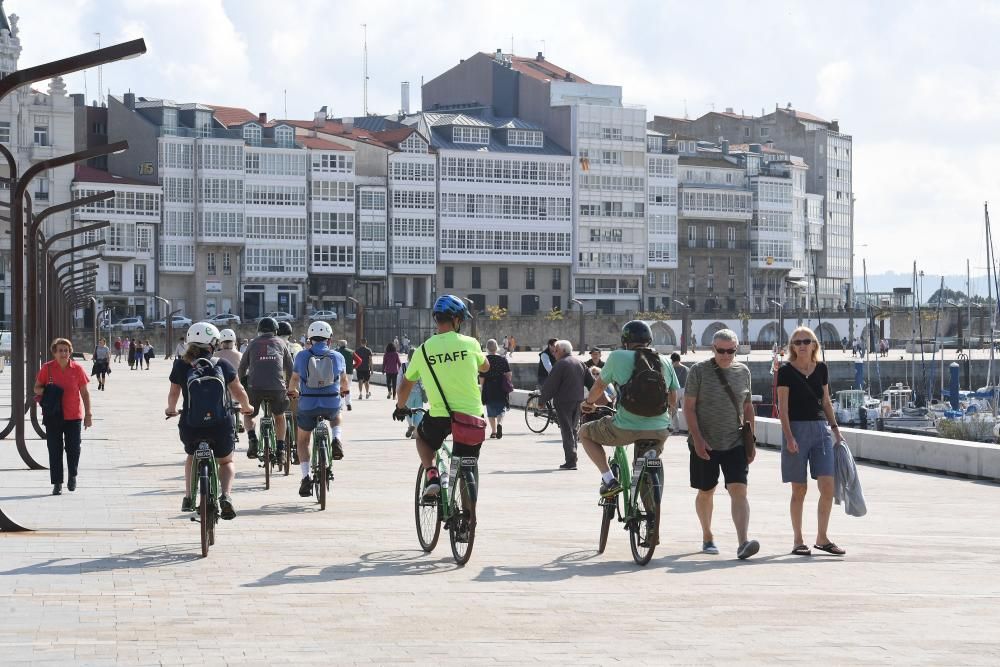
{"left": 926, "top": 287, "right": 967, "bottom": 305}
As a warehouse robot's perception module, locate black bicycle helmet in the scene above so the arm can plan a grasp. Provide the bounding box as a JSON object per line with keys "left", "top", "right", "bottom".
{"left": 257, "top": 317, "right": 278, "bottom": 334}
{"left": 621, "top": 320, "right": 653, "bottom": 347}
{"left": 277, "top": 321, "right": 293, "bottom": 337}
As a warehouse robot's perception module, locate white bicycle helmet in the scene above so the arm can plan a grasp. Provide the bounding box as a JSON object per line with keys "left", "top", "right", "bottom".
{"left": 307, "top": 321, "right": 333, "bottom": 340}
{"left": 186, "top": 322, "right": 221, "bottom": 348}
{"left": 218, "top": 328, "right": 237, "bottom": 344}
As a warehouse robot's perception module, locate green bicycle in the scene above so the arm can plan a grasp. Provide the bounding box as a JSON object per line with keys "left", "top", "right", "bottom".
{"left": 310, "top": 416, "right": 334, "bottom": 510}
{"left": 589, "top": 407, "right": 663, "bottom": 566}
{"left": 283, "top": 410, "right": 297, "bottom": 476}
{"left": 257, "top": 399, "right": 281, "bottom": 489}
{"left": 169, "top": 411, "right": 222, "bottom": 559}
{"left": 409, "top": 409, "right": 478, "bottom": 565}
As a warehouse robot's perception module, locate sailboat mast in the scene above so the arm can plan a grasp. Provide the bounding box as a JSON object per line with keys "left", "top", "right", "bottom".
{"left": 910, "top": 262, "right": 917, "bottom": 391}
{"left": 986, "top": 202, "right": 995, "bottom": 393}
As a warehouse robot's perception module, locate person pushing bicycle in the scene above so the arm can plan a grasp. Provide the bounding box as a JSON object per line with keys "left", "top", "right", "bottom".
{"left": 393, "top": 295, "right": 490, "bottom": 498}
{"left": 579, "top": 320, "right": 679, "bottom": 498}
{"left": 286, "top": 321, "right": 350, "bottom": 498}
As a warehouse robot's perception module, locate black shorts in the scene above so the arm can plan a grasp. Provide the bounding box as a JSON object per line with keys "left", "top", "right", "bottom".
{"left": 356, "top": 369, "right": 372, "bottom": 382}
{"left": 180, "top": 425, "right": 235, "bottom": 458}
{"left": 248, "top": 388, "right": 290, "bottom": 417}
{"left": 416, "top": 415, "right": 484, "bottom": 455}
{"left": 689, "top": 443, "right": 748, "bottom": 490}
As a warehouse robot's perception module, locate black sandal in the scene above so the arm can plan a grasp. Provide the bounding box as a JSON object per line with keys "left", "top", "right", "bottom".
{"left": 792, "top": 544, "right": 812, "bottom": 556}
{"left": 814, "top": 542, "right": 846, "bottom": 556}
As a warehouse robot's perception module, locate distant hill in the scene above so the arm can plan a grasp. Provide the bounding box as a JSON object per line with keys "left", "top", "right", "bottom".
{"left": 854, "top": 272, "right": 992, "bottom": 301}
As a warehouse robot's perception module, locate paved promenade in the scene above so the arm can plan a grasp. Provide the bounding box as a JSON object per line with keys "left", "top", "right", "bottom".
{"left": 1, "top": 360, "right": 999, "bottom": 665}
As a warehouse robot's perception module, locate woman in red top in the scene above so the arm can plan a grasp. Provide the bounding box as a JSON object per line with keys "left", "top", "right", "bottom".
{"left": 33, "top": 338, "right": 93, "bottom": 495}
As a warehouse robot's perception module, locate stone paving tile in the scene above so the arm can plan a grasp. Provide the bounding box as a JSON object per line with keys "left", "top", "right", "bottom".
{"left": 1, "top": 365, "right": 1000, "bottom": 664}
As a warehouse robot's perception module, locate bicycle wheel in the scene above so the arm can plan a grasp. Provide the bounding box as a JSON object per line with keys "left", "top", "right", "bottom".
{"left": 414, "top": 466, "right": 442, "bottom": 552}
{"left": 448, "top": 475, "right": 476, "bottom": 565}
{"left": 629, "top": 472, "right": 661, "bottom": 566}
{"left": 199, "top": 467, "right": 210, "bottom": 558}
{"left": 598, "top": 459, "right": 619, "bottom": 555}
{"left": 283, "top": 415, "right": 294, "bottom": 476}
{"left": 317, "top": 445, "right": 328, "bottom": 511}
{"left": 263, "top": 437, "right": 271, "bottom": 490}
{"left": 524, "top": 395, "right": 550, "bottom": 434}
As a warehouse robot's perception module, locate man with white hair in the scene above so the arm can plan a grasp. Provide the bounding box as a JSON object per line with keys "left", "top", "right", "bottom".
{"left": 683, "top": 328, "right": 759, "bottom": 560}
{"left": 538, "top": 340, "right": 587, "bottom": 470}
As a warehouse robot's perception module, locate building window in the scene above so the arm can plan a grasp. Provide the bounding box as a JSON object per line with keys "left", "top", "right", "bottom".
{"left": 0, "top": 121, "right": 9, "bottom": 143}
{"left": 552, "top": 268, "right": 561, "bottom": 290}
{"left": 109, "top": 263, "right": 123, "bottom": 291}
{"left": 552, "top": 295, "right": 561, "bottom": 311}
{"left": 728, "top": 257, "right": 735, "bottom": 275}
{"left": 498, "top": 294, "right": 508, "bottom": 310}
{"left": 661, "top": 272, "right": 670, "bottom": 289}
{"left": 707, "top": 277, "right": 714, "bottom": 291}
{"left": 499, "top": 267, "right": 508, "bottom": 290}
{"left": 744, "top": 127, "right": 750, "bottom": 137}
{"left": 728, "top": 278, "right": 736, "bottom": 291}
{"left": 34, "top": 177, "right": 49, "bottom": 202}
{"left": 648, "top": 297, "right": 656, "bottom": 311}
{"left": 136, "top": 226, "right": 151, "bottom": 252}
{"left": 687, "top": 225, "right": 696, "bottom": 247}
{"left": 275, "top": 125, "right": 294, "bottom": 147}
{"left": 525, "top": 267, "right": 535, "bottom": 290}
{"left": 207, "top": 252, "right": 217, "bottom": 276}
{"left": 507, "top": 129, "right": 543, "bottom": 148}
{"left": 134, "top": 264, "right": 147, "bottom": 292}
{"left": 760, "top": 127, "right": 770, "bottom": 138}
{"left": 472, "top": 266, "right": 481, "bottom": 289}
{"left": 647, "top": 271, "right": 655, "bottom": 287}
{"left": 728, "top": 226, "right": 736, "bottom": 248}
{"left": 444, "top": 266, "right": 454, "bottom": 289}
{"left": 243, "top": 123, "right": 262, "bottom": 146}
{"left": 33, "top": 124, "right": 49, "bottom": 146}
{"left": 707, "top": 257, "right": 714, "bottom": 274}
{"left": 223, "top": 252, "right": 232, "bottom": 275}
{"left": 687, "top": 256, "right": 695, "bottom": 270}
{"left": 452, "top": 126, "right": 489, "bottom": 145}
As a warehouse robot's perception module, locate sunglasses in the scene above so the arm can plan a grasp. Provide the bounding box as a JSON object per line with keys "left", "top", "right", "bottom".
{"left": 713, "top": 347, "right": 737, "bottom": 355}
{"left": 792, "top": 339, "right": 815, "bottom": 346}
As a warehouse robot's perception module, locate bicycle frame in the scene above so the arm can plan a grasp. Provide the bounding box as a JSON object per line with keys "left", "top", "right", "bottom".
{"left": 189, "top": 442, "right": 220, "bottom": 514}
{"left": 607, "top": 443, "right": 662, "bottom": 522}
{"left": 311, "top": 419, "right": 331, "bottom": 472}
{"left": 260, "top": 400, "right": 276, "bottom": 453}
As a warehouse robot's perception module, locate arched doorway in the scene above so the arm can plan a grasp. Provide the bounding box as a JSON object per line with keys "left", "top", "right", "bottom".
{"left": 757, "top": 322, "right": 784, "bottom": 345}
{"left": 700, "top": 321, "right": 729, "bottom": 347}
{"left": 816, "top": 322, "right": 840, "bottom": 347}
{"left": 648, "top": 321, "right": 677, "bottom": 348}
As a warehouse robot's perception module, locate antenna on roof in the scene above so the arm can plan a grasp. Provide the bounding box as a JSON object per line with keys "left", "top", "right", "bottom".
{"left": 361, "top": 23, "right": 369, "bottom": 116}
{"left": 283, "top": 89, "right": 287, "bottom": 120}
{"left": 94, "top": 32, "right": 102, "bottom": 106}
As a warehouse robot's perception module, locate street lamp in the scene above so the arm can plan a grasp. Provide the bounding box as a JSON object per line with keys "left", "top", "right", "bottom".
{"left": 571, "top": 298, "right": 585, "bottom": 353}
{"left": 346, "top": 296, "right": 364, "bottom": 349}
{"left": 769, "top": 299, "right": 784, "bottom": 348}
{"left": 674, "top": 299, "right": 691, "bottom": 354}
{"left": 153, "top": 296, "right": 173, "bottom": 358}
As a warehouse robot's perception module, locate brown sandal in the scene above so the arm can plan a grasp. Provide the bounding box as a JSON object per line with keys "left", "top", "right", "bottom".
{"left": 814, "top": 542, "right": 846, "bottom": 556}
{"left": 791, "top": 544, "right": 812, "bottom": 556}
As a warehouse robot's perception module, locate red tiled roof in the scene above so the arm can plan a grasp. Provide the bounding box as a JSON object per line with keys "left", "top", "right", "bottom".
{"left": 297, "top": 136, "right": 354, "bottom": 151}
{"left": 373, "top": 127, "right": 418, "bottom": 147}
{"left": 207, "top": 104, "right": 258, "bottom": 127}
{"left": 485, "top": 53, "right": 590, "bottom": 84}
{"left": 789, "top": 109, "right": 828, "bottom": 124}
{"left": 73, "top": 165, "right": 154, "bottom": 187}
{"left": 280, "top": 119, "right": 396, "bottom": 150}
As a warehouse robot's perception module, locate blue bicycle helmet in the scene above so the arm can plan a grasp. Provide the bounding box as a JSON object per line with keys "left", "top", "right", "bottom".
{"left": 433, "top": 294, "right": 469, "bottom": 320}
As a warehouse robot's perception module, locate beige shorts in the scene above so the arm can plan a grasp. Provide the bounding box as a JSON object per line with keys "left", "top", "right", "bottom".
{"left": 578, "top": 415, "right": 670, "bottom": 456}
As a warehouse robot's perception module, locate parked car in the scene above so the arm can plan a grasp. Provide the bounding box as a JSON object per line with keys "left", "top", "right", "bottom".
{"left": 254, "top": 311, "right": 295, "bottom": 324}
{"left": 150, "top": 315, "right": 192, "bottom": 330}
{"left": 207, "top": 313, "right": 242, "bottom": 327}
{"left": 308, "top": 310, "right": 339, "bottom": 322}
{"left": 108, "top": 316, "right": 145, "bottom": 332}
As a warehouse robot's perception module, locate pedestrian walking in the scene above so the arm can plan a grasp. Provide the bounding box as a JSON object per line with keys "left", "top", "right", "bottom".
{"left": 143, "top": 340, "right": 154, "bottom": 369}
{"left": 539, "top": 340, "right": 588, "bottom": 470}
{"left": 502, "top": 335, "right": 510, "bottom": 357}
{"left": 670, "top": 352, "right": 688, "bottom": 432}
{"left": 401, "top": 334, "right": 411, "bottom": 355}
{"left": 113, "top": 337, "right": 122, "bottom": 363}
{"left": 777, "top": 326, "right": 846, "bottom": 556}
{"left": 480, "top": 339, "right": 512, "bottom": 439}
{"left": 683, "top": 328, "right": 760, "bottom": 560}
{"left": 172, "top": 336, "right": 186, "bottom": 360}
{"left": 92, "top": 338, "right": 111, "bottom": 391}
{"left": 508, "top": 334, "right": 517, "bottom": 358}
{"left": 356, "top": 338, "right": 373, "bottom": 399}
{"left": 33, "top": 338, "right": 93, "bottom": 495}
{"left": 123, "top": 338, "right": 131, "bottom": 368}
{"left": 383, "top": 342, "right": 401, "bottom": 399}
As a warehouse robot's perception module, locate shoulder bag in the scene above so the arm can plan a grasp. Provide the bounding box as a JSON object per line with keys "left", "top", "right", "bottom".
{"left": 712, "top": 361, "right": 755, "bottom": 461}
{"left": 422, "top": 346, "right": 487, "bottom": 445}
{"left": 39, "top": 363, "right": 64, "bottom": 425}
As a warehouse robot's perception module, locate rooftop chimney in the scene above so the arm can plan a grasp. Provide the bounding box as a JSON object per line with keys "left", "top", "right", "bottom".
{"left": 123, "top": 92, "right": 136, "bottom": 110}
{"left": 725, "top": 107, "right": 734, "bottom": 114}
{"left": 401, "top": 81, "right": 410, "bottom": 115}
{"left": 536, "top": 51, "right": 544, "bottom": 60}
{"left": 258, "top": 112, "right": 267, "bottom": 124}
{"left": 313, "top": 105, "right": 327, "bottom": 128}
{"left": 721, "top": 139, "right": 730, "bottom": 155}
{"left": 343, "top": 116, "right": 354, "bottom": 132}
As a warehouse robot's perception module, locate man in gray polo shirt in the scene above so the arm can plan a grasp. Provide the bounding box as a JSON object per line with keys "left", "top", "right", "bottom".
{"left": 683, "top": 328, "right": 759, "bottom": 560}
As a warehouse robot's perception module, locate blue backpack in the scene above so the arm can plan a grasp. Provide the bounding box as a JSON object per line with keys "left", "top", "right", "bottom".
{"left": 184, "top": 358, "right": 230, "bottom": 428}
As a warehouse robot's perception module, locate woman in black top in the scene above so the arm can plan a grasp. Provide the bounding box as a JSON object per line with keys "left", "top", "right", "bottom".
{"left": 776, "top": 326, "right": 845, "bottom": 557}
{"left": 480, "top": 338, "right": 513, "bottom": 438}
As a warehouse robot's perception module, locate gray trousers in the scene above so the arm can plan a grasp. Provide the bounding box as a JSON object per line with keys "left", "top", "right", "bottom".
{"left": 554, "top": 401, "right": 581, "bottom": 465}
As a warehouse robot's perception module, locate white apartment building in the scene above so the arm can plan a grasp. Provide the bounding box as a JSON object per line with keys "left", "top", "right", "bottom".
{"left": 644, "top": 130, "right": 679, "bottom": 311}
{"left": 0, "top": 9, "right": 75, "bottom": 324}
{"left": 73, "top": 166, "right": 161, "bottom": 321}
{"left": 414, "top": 112, "right": 573, "bottom": 314}
{"left": 385, "top": 128, "right": 436, "bottom": 308}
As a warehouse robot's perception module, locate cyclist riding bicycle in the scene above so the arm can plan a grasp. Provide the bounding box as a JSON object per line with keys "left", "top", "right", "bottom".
{"left": 278, "top": 321, "right": 304, "bottom": 357}
{"left": 214, "top": 328, "right": 242, "bottom": 370}
{"left": 238, "top": 317, "right": 294, "bottom": 462}
{"left": 579, "top": 320, "right": 680, "bottom": 498}
{"left": 286, "top": 321, "right": 349, "bottom": 497}
{"left": 165, "top": 322, "right": 253, "bottom": 518}
{"left": 393, "top": 294, "right": 490, "bottom": 497}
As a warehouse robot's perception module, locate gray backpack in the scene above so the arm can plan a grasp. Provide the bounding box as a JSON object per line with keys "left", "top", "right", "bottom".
{"left": 303, "top": 351, "right": 336, "bottom": 393}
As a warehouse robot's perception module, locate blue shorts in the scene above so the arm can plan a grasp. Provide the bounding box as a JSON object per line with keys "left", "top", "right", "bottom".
{"left": 297, "top": 407, "right": 340, "bottom": 432}
{"left": 781, "top": 420, "right": 835, "bottom": 483}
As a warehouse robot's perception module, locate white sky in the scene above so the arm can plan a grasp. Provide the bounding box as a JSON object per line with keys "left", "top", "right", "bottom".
{"left": 11, "top": 0, "right": 1000, "bottom": 276}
